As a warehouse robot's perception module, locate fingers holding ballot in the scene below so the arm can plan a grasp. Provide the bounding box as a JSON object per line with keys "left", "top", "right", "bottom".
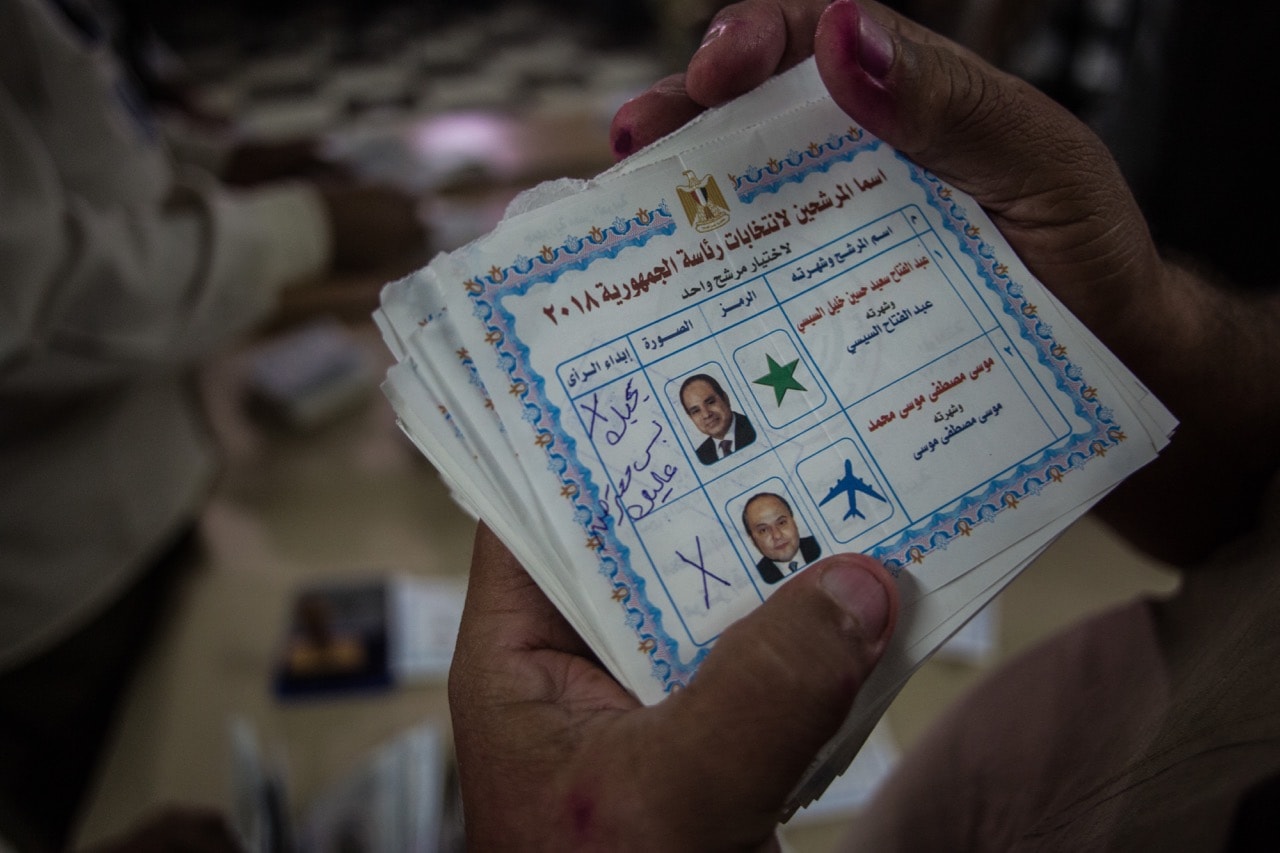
{"left": 383, "top": 0, "right": 1179, "bottom": 839}
{"left": 614, "top": 1, "right": 1157, "bottom": 359}
{"left": 450, "top": 526, "right": 896, "bottom": 851}
{"left": 615, "top": 0, "right": 1268, "bottom": 563}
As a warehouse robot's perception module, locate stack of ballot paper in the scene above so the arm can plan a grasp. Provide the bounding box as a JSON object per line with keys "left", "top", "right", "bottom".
{"left": 373, "top": 58, "right": 1176, "bottom": 813}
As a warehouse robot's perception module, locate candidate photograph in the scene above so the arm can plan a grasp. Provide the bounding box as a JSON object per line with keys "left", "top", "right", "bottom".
{"left": 679, "top": 373, "right": 756, "bottom": 465}
{"left": 742, "top": 492, "right": 822, "bottom": 585}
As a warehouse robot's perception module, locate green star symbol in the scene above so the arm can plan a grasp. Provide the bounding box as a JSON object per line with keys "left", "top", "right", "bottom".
{"left": 754, "top": 354, "right": 806, "bottom": 405}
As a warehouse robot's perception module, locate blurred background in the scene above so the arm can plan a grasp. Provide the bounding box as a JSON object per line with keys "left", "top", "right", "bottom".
{"left": 3, "top": 0, "right": 1197, "bottom": 850}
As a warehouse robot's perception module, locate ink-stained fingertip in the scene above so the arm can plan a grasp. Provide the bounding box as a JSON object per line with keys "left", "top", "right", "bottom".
{"left": 821, "top": 0, "right": 895, "bottom": 82}
{"left": 611, "top": 125, "right": 634, "bottom": 160}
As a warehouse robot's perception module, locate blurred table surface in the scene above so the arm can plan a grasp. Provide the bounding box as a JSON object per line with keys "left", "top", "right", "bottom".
{"left": 74, "top": 322, "right": 475, "bottom": 845}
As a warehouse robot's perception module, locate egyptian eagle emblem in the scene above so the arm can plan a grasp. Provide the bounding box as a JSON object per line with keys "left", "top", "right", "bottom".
{"left": 677, "top": 170, "right": 731, "bottom": 233}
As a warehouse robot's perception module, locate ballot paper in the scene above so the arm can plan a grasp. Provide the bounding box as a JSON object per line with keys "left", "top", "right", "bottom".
{"left": 374, "top": 57, "right": 1175, "bottom": 813}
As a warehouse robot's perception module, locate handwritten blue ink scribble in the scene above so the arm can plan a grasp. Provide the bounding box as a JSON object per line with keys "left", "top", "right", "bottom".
{"left": 676, "top": 536, "right": 730, "bottom": 610}
{"left": 595, "top": 414, "right": 678, "bottom": 523}
{"left": 579, "top": 393, "right": 606, "bottom": 441}
{"left": 819, "top": 459, "right": 888, "bottom": 521}
{"left": 579, "top": 379, "right": 650, "bottom": 445}
{"left": 606, "top": 380, "right": 647, "bottom": 446}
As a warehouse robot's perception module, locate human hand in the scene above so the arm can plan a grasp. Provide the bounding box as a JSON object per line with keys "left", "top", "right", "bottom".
{"left": 449, "top": 525, "right": 897, "bottom": 851}
{"left": 612, "top": 0, "right": 1160, "bottom": 358}
{"left": 612, "top": 0, "right": 1280, "bottom": 562}
{"left": 319, "top": 184, "right": 429, "bottom": 272}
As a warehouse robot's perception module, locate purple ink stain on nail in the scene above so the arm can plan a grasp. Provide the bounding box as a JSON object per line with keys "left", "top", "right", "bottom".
{"left": 612, "top": 128, "right": 634, "bottom": 159}
{"left": 568, "top": 791, "right": 596, "bottom": 836}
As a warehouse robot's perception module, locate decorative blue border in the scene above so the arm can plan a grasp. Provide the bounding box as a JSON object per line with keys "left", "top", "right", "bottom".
{"left": 729, "top": 126, "right": 875, "bottom": 203}
{"left": 862, "top": 159, "right": 1122, "bottom": 572}
{"left": 465, "top": 141, "right": 1125, "bottom": 693}
{"left": 465, "top": 204, "right": 692, "bottom": 688}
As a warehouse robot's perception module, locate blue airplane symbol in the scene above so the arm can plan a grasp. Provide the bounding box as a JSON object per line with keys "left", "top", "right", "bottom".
{"left": 819, "top": 459, "right": 888, "bottom": 521}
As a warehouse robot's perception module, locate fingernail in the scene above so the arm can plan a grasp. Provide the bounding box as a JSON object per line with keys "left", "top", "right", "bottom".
{"left": 821, "top": 563, "right": 890, "bottom": 640}
{"left": 699, "top": 19, "right": 730, "bottom": 50}
{"left": 612, "top": 126, "right": 634, "bottom": 159}
{"left": 855, "top": 5, "right": 894, "bottom": 80}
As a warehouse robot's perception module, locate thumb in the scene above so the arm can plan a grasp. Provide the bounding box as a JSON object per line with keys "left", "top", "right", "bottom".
{"left": 651, "top": 554, "right": 898, "bottom": 839}
{"left": 813, "top": 0, "right": 1156, "bottom": 325}
{"left": 813, "top": 0, "right": 1098, "bottom": 215}
{"left": 815, "top": 1, "right": 1130, "bottom": 216}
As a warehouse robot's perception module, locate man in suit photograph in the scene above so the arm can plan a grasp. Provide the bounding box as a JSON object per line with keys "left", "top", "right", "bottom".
{"left": 680, "top": 373, "right": 756, "bottom": 465}
{"left": 743, "top": 492, "right": 821, "bottom": 584}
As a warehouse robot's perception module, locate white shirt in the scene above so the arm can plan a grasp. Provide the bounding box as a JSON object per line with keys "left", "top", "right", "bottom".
{"left": 0, "top": 0, "right": 331, "bottom": 668}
